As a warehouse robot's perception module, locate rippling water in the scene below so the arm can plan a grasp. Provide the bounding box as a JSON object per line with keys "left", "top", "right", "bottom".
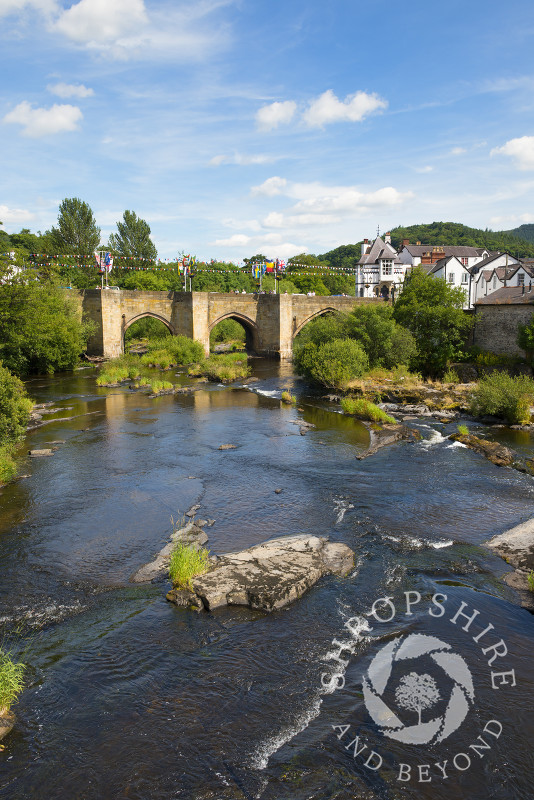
{"left": 0, "top": 361, "right": 533, "bottom": 800}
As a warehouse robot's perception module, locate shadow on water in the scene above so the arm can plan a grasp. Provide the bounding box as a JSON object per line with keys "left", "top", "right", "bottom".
{"left": 0, "top": 360, "right": 533, "bottom": 799}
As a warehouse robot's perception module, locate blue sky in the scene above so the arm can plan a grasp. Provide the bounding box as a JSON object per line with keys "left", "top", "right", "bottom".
{"left": 1, "top": 0, "right": 534, "bottom": 263}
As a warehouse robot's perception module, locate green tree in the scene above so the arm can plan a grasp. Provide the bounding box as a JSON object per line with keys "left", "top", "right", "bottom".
{"left": 108, "top": 210, "right": 158, "bottom": 265}
{"left": 393, "top": 267, "right": 472, "bottom": 376}
{"left": 0, "top": 273, "right": 94, "bottom": 375}
{"left": 294, "top": 338, "right": 368, "bottom": 389}
{"left": 346, "top": 305, "right": 416, "bottom": 368}
{"left": 49, "top": 198, "right": 101, "bottom": 254}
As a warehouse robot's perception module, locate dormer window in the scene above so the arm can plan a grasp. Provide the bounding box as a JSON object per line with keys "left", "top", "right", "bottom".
{"left": 518, "top": 273, "right": 525, "bottom": 286}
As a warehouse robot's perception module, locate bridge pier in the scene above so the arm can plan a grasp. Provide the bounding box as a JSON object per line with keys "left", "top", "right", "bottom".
{"left": 78, "top": 289, "right": 376, "bottom": 361}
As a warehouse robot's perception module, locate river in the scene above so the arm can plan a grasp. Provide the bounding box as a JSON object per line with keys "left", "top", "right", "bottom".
{"left": 0, "top": 359, "right": 533, "bottom": 800}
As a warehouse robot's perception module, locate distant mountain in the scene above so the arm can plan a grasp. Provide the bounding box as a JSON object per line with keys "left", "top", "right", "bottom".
{"left": 388, "top": 222, "right": 534, "bottom": 259}
{"left": 506, "top": 223, "right": 534, "bottom": 244}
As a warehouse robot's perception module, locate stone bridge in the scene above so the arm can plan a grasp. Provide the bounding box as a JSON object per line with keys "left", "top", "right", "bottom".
{"left": 79, "top": 289, "right": 378, "bottom": 359}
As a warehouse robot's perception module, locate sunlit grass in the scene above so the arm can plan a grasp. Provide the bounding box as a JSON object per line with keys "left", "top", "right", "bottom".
{"left": 169, "top": 542, "right": 211, "bottom": 589}
{"left": 0, "top": 647, "right": 25, "bottom": 716}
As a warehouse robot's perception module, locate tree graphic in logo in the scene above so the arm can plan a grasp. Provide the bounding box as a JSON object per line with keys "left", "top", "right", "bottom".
{"left": 362, "top": 633, "right": 475, "bottom": 745}
{"left": 395, "top": 672, "right": 440, "bottom": 726}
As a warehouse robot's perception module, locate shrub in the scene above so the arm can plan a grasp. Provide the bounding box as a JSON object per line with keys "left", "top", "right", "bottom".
{"left": 169, "top": 542, "right": 210, "bottom": 589}
{"left": 443, "top": 368, "right": 460, "bottom": 383}
{"left": 469, "top": 372, "right": 534, "bottom": 424}
{"left": 457, "top": 424, "right": 469, "bottom": 436}
{"left": 210, "top": 319, "right": 246, "bottom": 346}
{"left": 294, "top": 338, "right": 368, "bottom": 389}
{"left": 149, "top": 380, "right": 174, "bottom": 394}
{"left": 191, "top": 352, "right": 250, "bottom": 382}
{"left": 281, "top": 390, "right": 296, "bottom": 404}
{"left": 346, "top": 304, "right": 416, "bottom": 369}
{"left": 341, "top": 397, "right": 396, "bottom": 424}
{"left": 0, "top": 363, "right": 33, "bottom": 443}
{"left": 0, "top": 647, "right": 25, "bottom": 716}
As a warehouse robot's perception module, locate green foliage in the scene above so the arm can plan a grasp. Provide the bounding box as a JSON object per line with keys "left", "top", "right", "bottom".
{"left": 346, "top": 304, "right": 416, "bottom": 369}
{"left": 49, "top": 197, "right": 101, "bottom": 255}
{"left": 0, "top": 647, "right": 25, "bottom": 714}
{"left": 0, "top": 363, "right": 33, "bottom": 442}
{"left": 210, "top": 318, "right": 246, "bottom": 346}
{"left": 190, "top": 352, "right": 250, "bottom": 382}
{"left": 125, "top": 316, "right": 172, "bottom": 342}
{"left": 149, "top": 380, "right": 174, "bottom": 394}
{"left": 469, "top": 371, "right": 534, "bottom": 424}
{"left": 506, "top": 224, "right": 534, "bottom": 246}
{"left": 518, "top": 314, "right": 534, "bottom": 361}
{"left": 281, "top": 390, "right": 296, "bottom": 404}
{"left": 0, "top": 446, "right": 17, "bottom": 484}
{"left": 117, "top": 270, "right": 183, "bottom": 291}
{"left": 393, "top": 267, "right": 472, "bottom": 376}
{"left": 108, "top": 210, "right": 158, "bottom": 266}
{"left": 295, "top": 338, "right": 368, "bottom": 389}
{"left": 390, "top": 221, "right": 534, "bottom": 259}
{"left": 341, "top": 397, "right": 396, "bottom": 424}
{"left": 318, "top": 243, "right": 362, "bottom": 270}
{"left": 0, "top": 279, "right": 93, "bottom": 375}
{"left": 96, "top": 354, "right": 141, "bottom": 385}
{"left": 169, "top": 542, "right": 210, "bottom": 588}
{"left": 528, "top": 571, "right": 534, "bottom": 592}
{"left": 443, "top": 368, "right": 460, "bottom": 383}
{"left": 457, "top": 424, "right": 469, "bottom": 436}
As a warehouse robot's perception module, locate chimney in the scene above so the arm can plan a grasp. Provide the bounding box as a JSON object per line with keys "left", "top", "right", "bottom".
{"left": 416, "top": 241, "right": 421, "bottom": 246}
{"left": 385, "top": 232, "right": 391, "bottom": 244}
{"left": 402, "top": 239, "right": 410, "bottom": 247}
{"left": 361, "top": 238, "right": 369, "bottom": 257}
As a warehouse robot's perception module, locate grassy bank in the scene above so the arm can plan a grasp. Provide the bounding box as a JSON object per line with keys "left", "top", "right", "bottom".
{"left": 0, "top": 364, "right": 33, "bottom": 485}
{"left": 188, "top": 352, "right": 250, "bottom": 382}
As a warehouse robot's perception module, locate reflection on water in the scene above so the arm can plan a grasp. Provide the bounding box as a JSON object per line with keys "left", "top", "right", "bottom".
{"left": 0, "top": 361, "right": 533, "bottom": 800}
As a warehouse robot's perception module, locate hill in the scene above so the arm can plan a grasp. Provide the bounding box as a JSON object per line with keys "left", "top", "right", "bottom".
{"left": 506, "top": 223, "right": 534, "bottom": 244}
{"left": 388, "top": 222, "right": 534, "bottom": 259}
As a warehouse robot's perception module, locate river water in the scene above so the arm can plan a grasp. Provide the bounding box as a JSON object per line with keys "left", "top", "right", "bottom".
{"left": 0, "top": 360, "right": 533, "bottom": 800}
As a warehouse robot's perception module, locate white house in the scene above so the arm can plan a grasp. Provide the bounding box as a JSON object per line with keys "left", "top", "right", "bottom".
{"left": 426, "top": 255, "right": 472, "bottom": 308}
{"left": 398, "top": 241, "right": 490, "bottom": 270}
{"left": 357, "top": 233, "right": 408, "bottom": 299}
{"left": 470, "top": 253, "right": 523, "bottom": 304}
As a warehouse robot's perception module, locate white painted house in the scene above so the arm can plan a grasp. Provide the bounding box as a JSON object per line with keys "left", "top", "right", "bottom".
{"left": 356, "top": 233, "right": 408, "bottom": 299}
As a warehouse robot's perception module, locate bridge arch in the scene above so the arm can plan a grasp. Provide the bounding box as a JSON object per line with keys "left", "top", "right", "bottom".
{"left": 209, "top": 312, "right": 259, "bottom": 351}
{"left": 123, "top": 312, "right": 175, "bottom": 347}
{"left": 292, "top": 307, "right": 341, "bottom": 339}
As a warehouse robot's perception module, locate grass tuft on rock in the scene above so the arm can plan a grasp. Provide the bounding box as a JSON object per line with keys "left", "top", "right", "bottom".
{"left": 169, "top": 542, "right": 210, "bottom": 589}
{"left": 457, "top": 424, "right": 469, "bottom": 436}
{"left": 0, "top": 647, "right": 25, "bottom": 717}
{"left": 281, "top": 390, "right": 296, "bottom": 404}
{"left": 341, "top": 397, "right": 396, "bottom": 424}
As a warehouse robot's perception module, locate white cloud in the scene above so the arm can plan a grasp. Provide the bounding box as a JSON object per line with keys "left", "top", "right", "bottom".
{"left": 53, "top": 0, "right": 147, "bottom": 44}
{"left": 210, "top": 152, "right": 279, "bottom": 166}
{"left": 251, "top": 176, "right": 288, "bottom": 196}
{"left": 262, "top": 211, "right": 336, "bottom": 228}
{"left": 47, "top": 82, "right": 94, "bottom": 98}
{"left": 0, "top": 0, "right": 57, "bottom": 17}
{"left": 3, "top": 101, "right": 83, "bottom": 136}
{"left": 256, "top": 100, "right": 297, "bottom": 131}
{"left": 451, "top": 146, "right": 466, "bottom": 155}
{"left": 491, "top": 136, "right": 534, "bottom": 170}
{"left": 415, "top": 165, "right": 433, "bottom": 173}
{"left": 302, "top": 89, "right": 387, "bottom": 128}
{"left": 289, "top": 182, "right": 413, "bottom": 215}
{"left": 0, "top": 203, "right": 35, "bottom": 223}
{"left": 490, "top": 212, "right": 534, "bottom": 227}
{"left": 212, "top": 232, "right": 307, "bottom": 259}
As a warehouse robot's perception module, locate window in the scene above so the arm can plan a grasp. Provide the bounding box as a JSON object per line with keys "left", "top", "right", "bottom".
{"left": 518, "top": 273, "right": 525, "bottom": 286}
{"left": 461, "top": 257, "right": 468, "bottom": 266}
{"left": 448, "top": 273, "right": 455, "bottom": 283}
{"left": 461, "top": 272, "right": 468, "bottom": 284}
{"left": 381, "top": 259, "right": 392, "bottom": 275}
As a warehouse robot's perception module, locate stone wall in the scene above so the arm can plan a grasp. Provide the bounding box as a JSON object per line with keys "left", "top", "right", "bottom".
{"left": 78, "top": 290, "right": 384, "bottom": 360}
{"left": 473, "top": 304, "right": 534, "bottom": 357}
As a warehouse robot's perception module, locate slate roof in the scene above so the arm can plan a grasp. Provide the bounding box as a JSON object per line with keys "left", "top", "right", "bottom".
{"left": 429, "top": 255, "right": 460, "bottom": 273}
{"left": 401, "top": 244, "right": 488, "bottom": 258}
{"left": 358, "top": 236, "right": 402, "bottom": 266}
{"left": 469, "top": 252, "right": 518, "bottom": 275}
{"left": 476, "top": 286, "right": 534, "bottom": 305}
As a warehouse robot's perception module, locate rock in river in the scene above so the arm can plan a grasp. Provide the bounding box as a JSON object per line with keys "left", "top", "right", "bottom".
{"left": 486, "top": 518, "right": 534, "bottom": 609}
{"left": 0, "top": 711, "right": 15, "bottom": 743}
{"left": 190, "top": 534, "right": 354, "bottom": 612}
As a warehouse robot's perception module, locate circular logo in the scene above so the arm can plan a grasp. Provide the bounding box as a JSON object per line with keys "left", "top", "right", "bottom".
{"left": 362, "top": 633, "right": 475, "bottom": 745}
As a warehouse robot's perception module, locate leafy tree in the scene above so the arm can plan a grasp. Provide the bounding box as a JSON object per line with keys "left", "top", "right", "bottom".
{"left": 395, "top": 672, "right": 440, "bottom": 725}
{"left": 0, "top": 272, "right": 94, "bottom": 375}
{"left": 393, "top": 267, "right": 472, "bottom": 376}
{"left": 108, "top": 210, "right": 158, "bottom": 265}
{"left": 346, "top": 305, "right": 416, "bottom": 368}
{"left": 294, "top": 338, "right": 368, "bottom": 389}
{"left": 0, "top": 363, "right": 33, "bottom": 443}
{"left": 49, "top": 198, "right": 101, "bottom": 254}
{"left": 318, "top": 243, "right": 362, "bottom": 270}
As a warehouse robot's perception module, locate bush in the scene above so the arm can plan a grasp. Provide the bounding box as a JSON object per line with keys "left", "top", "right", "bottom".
{"left": 346, "top": 305, "right": 416, "bottom": 369}
{"left": 169, "top": 543, "right": 210, "bottom": 589}
{"left": 0, "top": 364, "right": 33, "bottom": 443}
{"left": 281, "top": 390, "right": 296, "bottom": 404}
{"left": 294, "top": 338, "right": 368, "bottom": 389}
{"left": 190, "top": 352, "right": 250, "bottom": 382}
{"left": 457, "top": 424, "right": 469, "bottom": 436}
{"left": 341, "top": 397, "right": 396, "bottom": 424}
{"left": 469, "top": 372, "right": 534, "bottom": 424}
{"left": 0, "top": 647, "right": 25, "bottom": 715}
{"left": 210, "top": 319, "right": 246, "bottom": 346}
{"left": 443, "top": 368, "right": 460, "bottom": 383}
{"left": 149, "top": 380, "right": 174, "bottom": 394}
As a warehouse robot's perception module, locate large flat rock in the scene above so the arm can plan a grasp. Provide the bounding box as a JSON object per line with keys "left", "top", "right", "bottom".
{"left": 191, "top": 534, "right": 354, "bottom": 612}
{"left": 486, "top": 518, "right": 534, "bottom": 571}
